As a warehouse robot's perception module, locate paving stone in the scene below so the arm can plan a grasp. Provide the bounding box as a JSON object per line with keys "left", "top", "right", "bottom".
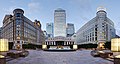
{"left": 7, "top": 50, "right": 113, "bottom": 64}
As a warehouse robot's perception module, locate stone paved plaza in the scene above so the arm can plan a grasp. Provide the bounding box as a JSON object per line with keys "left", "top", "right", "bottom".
{"left": 7, "top": 50, "right": 113, "bottom": 64}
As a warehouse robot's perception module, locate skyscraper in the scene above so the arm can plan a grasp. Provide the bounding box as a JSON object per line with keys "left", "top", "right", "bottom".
{"left": 54, "top": 8, "right": 66, "bottom": 37}
{"left": 67, "top": 23, "right": 75, "bottom": 37}
{"left": 0, "top": 27, "right": 2, "bottom": 38}
{"left": 46, "top": 23, "right": 54, "bottom": 38}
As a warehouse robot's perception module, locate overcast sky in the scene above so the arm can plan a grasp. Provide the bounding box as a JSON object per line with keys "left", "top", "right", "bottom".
{"left": 0, "top": 0, "right": 120, "bottom": 35}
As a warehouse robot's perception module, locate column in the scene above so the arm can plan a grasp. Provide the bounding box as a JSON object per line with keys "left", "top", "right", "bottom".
{"left": 54, "top": 41, "right": 55, "bottom": 45}
{"left": 52, "top": 41, "right": 54, "bottom": 45}
{"left": 47, "top": 42, "right": 49, "bottom": 45}
{"left": 64, "top": 42, "right": 65, "bottom": 45}
{"left": 45, "top": 42, "right": 46, "bottom": 45}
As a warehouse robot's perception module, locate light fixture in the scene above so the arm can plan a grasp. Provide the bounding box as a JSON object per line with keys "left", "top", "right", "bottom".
{"left": 111, "top": 38, "right": 120, "bottom": 52}
{"left": 0, "top": 39, "right": 9, "bottom": 52}
{"left": 0, "top": 55, "right": 5, "bottom": 58}
{"left": 42, "top": 45, "right": 47, "bottom": 50}
{"left": 73, "top": 45, "right": 78, "bottom": 50}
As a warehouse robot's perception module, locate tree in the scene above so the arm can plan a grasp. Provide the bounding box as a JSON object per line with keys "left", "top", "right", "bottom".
{"left": 104, "top": 41, "right": 111, "bottom": 49}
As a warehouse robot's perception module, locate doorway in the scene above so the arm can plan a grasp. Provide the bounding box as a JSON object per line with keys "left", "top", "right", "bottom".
{"left": 56, "top": 41, "right": 64, "bottom": 49}
{"left": 56, "top": 41, "right": 64, "bottom": 46}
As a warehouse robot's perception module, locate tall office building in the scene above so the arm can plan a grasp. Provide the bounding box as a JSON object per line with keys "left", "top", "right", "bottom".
{"left": 76, "top": 7, "right": 116, "bottom": 44}
{"left": 54, "top": 8, "right": 66, "bottom": 37}
{"left": 1, "top": 8, "right": 45, "bottom": 49}
{"left": 46, "top": 23, "right": 54, "bottom": 38}
{"left": 0, "top": 27, "right": 2, "bottom": 38}
{"left": 67, "top": 23, "right": 75, "bottom": 37}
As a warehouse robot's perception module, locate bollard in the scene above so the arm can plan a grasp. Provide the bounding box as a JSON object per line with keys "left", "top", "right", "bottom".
{"left": 0, "top": 55, "right": 6, "bottom": 64}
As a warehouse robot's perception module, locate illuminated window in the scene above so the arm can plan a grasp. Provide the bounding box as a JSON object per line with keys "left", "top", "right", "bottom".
{"left": 111, "top": 38, "right": 120, "bottom": 52}
{"left": 17, "top": 36, "right": 20, "bottom": 39}
{"left": 0, "top": 39, "right": 9, "bottom": 51}
{"left": 15, "top": 13, "right": 21, "bottom": 17}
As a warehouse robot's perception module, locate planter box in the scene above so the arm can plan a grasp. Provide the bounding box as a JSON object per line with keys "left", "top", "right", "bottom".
{"left": 114, "top": 58, "right": 120, "bottom": 64}
{"left": 0, "top": 55, "right": 6, "bottom": 64}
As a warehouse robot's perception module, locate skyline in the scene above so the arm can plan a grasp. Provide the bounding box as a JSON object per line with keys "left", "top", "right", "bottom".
{"left": 0, "top": 0, "right": 120, "bottom": 35}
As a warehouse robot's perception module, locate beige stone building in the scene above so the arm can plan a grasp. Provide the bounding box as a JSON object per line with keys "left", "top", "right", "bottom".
{"left": 1, "top": 9, "right": 45, "bottom": 49}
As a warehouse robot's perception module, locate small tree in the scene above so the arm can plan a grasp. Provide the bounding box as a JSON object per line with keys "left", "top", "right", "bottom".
{"left": 104, "top": 41, "right": 111, "bottom": 49}
{"left": 78, "top": 43, "right": 97, "bottom": 49}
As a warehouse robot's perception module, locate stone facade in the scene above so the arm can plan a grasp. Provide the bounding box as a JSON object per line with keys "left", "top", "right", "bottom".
{"left": 76, "top": 7, "right": 116, "bottom": 44}
{"left": 1, "top": 8, "right": 45, "bottom": 49}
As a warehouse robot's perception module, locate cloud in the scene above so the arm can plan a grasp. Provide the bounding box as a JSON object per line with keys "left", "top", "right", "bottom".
{"left": 28, "top": 2, "right": 40, "bottom": 12}
{"left": 69, "top": 0, "right": 93, "bottom": 12}
{"left": 2, "top": 7, "right": 14, "bottom": 14}
{"left": 116, "top": 28, "right": 120, "bottom": 36}
{"left": 80, "top": 16, "right": 89, "bottom": 21}
{"left": 2, "top": 6, "right": 24, "bottom": 15}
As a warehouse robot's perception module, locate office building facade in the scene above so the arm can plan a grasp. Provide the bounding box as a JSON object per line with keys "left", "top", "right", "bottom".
{"left": 54, "top": 8, "right": 66, "bottom": 37}
{"left": 0, "top": 27, "right": 2, "bottom": 38}
{"left": 66, "top": 23, "right": 75, "bottom": 37}
{"left": 1, "top": 9, "right": 45, "bottom": 49}
{"left": 46, "top": 23, "right": 54, "bottom": 38}
{"left": 76, "top": 7, "right": 116, "bottom": 44}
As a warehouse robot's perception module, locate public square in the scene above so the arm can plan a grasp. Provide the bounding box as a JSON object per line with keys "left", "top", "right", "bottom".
{"left": 7, "top": 50, "right": 113, "bottom": 64}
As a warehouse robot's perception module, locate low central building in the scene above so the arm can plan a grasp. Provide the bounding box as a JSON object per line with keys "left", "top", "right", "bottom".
{"left": 45, "top": 36, "right": 75, "bottom": 49}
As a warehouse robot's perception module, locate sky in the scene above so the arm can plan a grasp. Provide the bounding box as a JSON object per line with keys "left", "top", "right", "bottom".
{"left": 0, "top": 0, "right": 120, "bottom": 35}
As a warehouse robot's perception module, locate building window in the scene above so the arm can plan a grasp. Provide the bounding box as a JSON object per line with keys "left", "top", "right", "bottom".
{"left": 92, "top": 37, "right": 94, "bottom": 41}
{"left": 16, "top": 21, "right": 20, "bottom": 25}
{"left": 17, "top": 36, "right": 20, "bottom": 39}
{"left": 15, "top": 13, "right": 21, "bottom": 17}
{"left": 90, "top": 38, "right": 91, "bottom": 41}
{"left": 17, "top": 41, "right": 20, "bottom": 43}
{"left": 90, "top": 33, "right": 91, "bottom": 37}
{"left": 95, "top": 37, "right": 97, "bottom": 41}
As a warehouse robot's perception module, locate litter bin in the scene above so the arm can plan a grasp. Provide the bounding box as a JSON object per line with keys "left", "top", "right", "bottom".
{"left": 0, "top": 55, "right": 6, "bottom": 64}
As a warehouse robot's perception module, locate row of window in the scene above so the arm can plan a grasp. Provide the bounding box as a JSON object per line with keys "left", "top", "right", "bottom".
{"left": 45, "top": 41, "right": 74, "bottom": 45}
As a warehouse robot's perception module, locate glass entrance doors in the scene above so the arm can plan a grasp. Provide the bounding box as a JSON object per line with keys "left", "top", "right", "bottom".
{"left": 56, "top": 41, "right": 64, "bottom": 46}
{"left": 56, "top": 41, "right": 64, "bottom": 49}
